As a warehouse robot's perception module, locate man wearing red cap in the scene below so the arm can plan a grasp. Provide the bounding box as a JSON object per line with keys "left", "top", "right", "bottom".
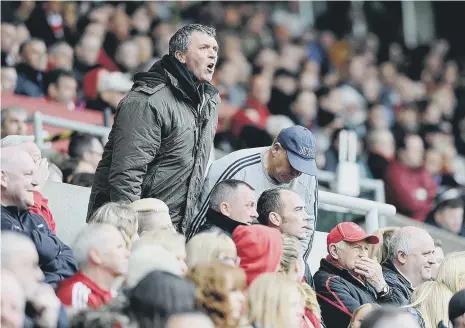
{"left": 313, "top": 222, "right": 396, "bottom": 328}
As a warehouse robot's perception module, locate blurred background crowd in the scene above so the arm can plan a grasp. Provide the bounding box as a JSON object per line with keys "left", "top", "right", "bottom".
{"left": 2, "top": 1, "right": 464, "bottom": 236}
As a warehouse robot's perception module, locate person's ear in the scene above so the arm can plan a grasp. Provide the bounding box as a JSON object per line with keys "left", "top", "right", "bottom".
{"left": 88, "top": 248, "right": 103, "bottom": 265}
{"left": 329, "top": 244, "right": 339, "bottom": 260}
{"left": 220, "top": 202, "right": 231, "bottom": 217}
{"left": 175, "top": 50, "right": 187, "bottom": 64}
{"left": 270, "top": 142, "right": 281, "bottom": 157}
{"left": 398, "top": 250, "right": 408, "bottom": 265}
{"left": 0, "top": 170, "right": 8, "bottom": 189}
{"left": 269, "top": 212, "right": 282, "bottom": 227}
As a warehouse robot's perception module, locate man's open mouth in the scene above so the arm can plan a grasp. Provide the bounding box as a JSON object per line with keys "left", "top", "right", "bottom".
{"left": 207, "top": 63, "right": 215, "bottom": 72}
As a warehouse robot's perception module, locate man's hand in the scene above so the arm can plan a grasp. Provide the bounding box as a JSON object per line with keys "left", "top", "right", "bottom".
{"left": 354, "top": 256, "right": 387, "bottom": 293}
{"left": 29, "top": 283, "right": 61, "bottom": 328}
{"left": 35, "top": 158, "right": 49, "bottom": 191}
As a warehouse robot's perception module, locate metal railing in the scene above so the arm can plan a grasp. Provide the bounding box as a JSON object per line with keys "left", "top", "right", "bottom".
{"left": 319, "top": 190, "right": 396, "bottom": 233}
{"left": 30, "top": 112, "right": 111, "bottom": 148}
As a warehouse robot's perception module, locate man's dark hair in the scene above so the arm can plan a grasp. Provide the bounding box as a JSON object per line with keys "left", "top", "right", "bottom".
{"left": 257, "top": 188, "right": 287, "bottom": 225}
{"left": 436, "top": 198, "right": 464, "bottom": 213}
{"left": 19, "top": 38, "right": 44, "bottom": 57}
{"left": 68, "top": 132, "right": 98, "bottom": 159}
{"left": 395, "top": 131, "right": 420, "bottom": 152}
{"left": 209, "top": 179, "right": 254, "bottom": 212}
{"left": 168, "top": 24, "right": 216, "bottom": 56}
{"left": 44, "top": 69, "right": 75, "bottom": 95}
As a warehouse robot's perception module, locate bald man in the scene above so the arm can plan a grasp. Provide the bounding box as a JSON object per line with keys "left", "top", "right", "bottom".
{"left": 1, "top": 231, "right": 68, "bottom": 328}
{"left": 1, "top": 149, "right": 77, "bottom": 287}
{"left": 1, "top": 138, "right": 57, "bottom": 233}
{"left": 1, "top": 269, "right": 26, "bottom": 328}
{"left": 382, "top": 226, "right": 436, "bottom": 305}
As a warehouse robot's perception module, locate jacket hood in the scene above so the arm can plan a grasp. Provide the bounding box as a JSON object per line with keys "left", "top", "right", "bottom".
{"left": 133, "top": 55, "right": 218, "bottom": 106}
{"left": 232, "top": 225, "right": 282, "bottom": 286}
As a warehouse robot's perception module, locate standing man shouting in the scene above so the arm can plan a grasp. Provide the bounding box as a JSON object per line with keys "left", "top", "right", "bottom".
{"left": 87, "top": 24, "right": 220, "bottom": 232}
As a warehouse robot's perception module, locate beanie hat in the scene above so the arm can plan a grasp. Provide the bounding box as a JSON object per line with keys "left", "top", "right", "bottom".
{"left": 232, "top": 225, "right": 282, "bottom": 286}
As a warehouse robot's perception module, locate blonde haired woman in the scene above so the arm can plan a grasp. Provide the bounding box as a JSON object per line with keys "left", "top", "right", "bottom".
{"left": 89, "top": 202, "right": 139, "bottom": 248}
{"left": 405, "top": 280, "right": 453, "bottom": 328}
{"left": 135, "top": 230, "right": 188, "bottom": 276}
{"left": 436, "top": 251, "right": 465, "bottom": 293}
{"left": 367, "top": 227, "right": 399, "bottom": 263}
{"left": 278, "top": 234, "right": 321, "bottom": 328}
{"left": 186, "top": 230, "right": 239, "bottom": 268}
{"left": 248, "top": 273, "right": 305, "bottom": 328}
{"left": 187, "top": 263, "right": 247, "bottom": 328}
{"left": 348, "top": 303, "right": 381, "bottom": 328}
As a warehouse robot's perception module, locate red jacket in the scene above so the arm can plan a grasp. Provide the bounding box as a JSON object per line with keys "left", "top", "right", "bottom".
{"left": 30, "top": 190, "right": 56, "bottom": 233}
{"left": 233, "top": 225, "right": 282, "bottom": 286}
{"left": 384, "top": 160, "right": 437, "bottom": 222}
{"left": 230, "top": 97, "right": 271, "bottom": 136}
{"left": 56, "top": 271, "right": 113, "bottom": 310}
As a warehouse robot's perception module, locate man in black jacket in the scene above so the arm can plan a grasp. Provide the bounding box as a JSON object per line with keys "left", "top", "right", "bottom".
{"left": 1, "top": 148, "right": 77, "bottom": 287}
{"left": 382, "top": 226, "right": 436, "bottom": 306}
{"left": 197, "top": 179, "right": 258, "bottom": 237}
{"left": 87, "top": 24, "right": 220, "bottom": 233}
{"left": 314, "top": 222, "right": 397, "bottom": 328}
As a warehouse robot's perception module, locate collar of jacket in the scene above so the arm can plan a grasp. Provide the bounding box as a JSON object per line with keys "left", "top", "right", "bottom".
{"left": 205, "top": 207, "right": 247, "bottom": 235}
{"left": 383, "top": 260, "right": 414, "bottom": 291}
{"left": 320, "top": 256, "right": 367, "bottom": 287}
{"left": 15, "top": 63, "right": 43, "bottom": 84}
{"left": 1, "top": 205, "right": 28, "bottom": 217}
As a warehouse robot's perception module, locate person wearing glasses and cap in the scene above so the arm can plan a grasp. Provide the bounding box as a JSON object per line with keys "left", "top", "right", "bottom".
{"left": 314, "top": 222, "right": 397, "bottom": 328}
{"left": 186, "top": 125, "right": 318, "bottom": 261}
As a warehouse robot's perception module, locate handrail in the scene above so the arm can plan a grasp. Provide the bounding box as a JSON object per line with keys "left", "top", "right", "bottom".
{"left": 31, "top": 112, "right": 111, "bottom": 148}
{"left": 318, "top": 170, "right": 386, "bottom": 203}
{"left": 319, "top": 190, "right": 396, "bottom": 217}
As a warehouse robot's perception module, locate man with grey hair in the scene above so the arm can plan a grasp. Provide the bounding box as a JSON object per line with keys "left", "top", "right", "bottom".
{"left": 56, "top": 223, "right": 130, "bottom": 310}
{"left": 0, "top": 106, "right": 28, "bottom": 137}
{"left": 314, "top": 222, "right": 397, "bottom": 328}
{"left": 382, "top": 226, "right": 436, "bottom": 306}
{"left": 1, "top": 231, "right": 68, "bottom": 328}
{"left": 88, "top": 24, "right": 220, "bottom": 234}
{"left": 196, "top": 179, "right": 258, "bottom": 236}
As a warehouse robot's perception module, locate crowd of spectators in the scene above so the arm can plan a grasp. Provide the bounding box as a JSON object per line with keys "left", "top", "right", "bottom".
{"left": 1, "top": 2, "right": 465, "bottom": 328}
{"left": 1, "top": 1, "right": 464, "bottom": 235}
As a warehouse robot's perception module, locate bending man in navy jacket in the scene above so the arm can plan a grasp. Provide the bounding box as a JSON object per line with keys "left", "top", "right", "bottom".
{"left": 1, "top": 148, "right": 77, "bottom": 287}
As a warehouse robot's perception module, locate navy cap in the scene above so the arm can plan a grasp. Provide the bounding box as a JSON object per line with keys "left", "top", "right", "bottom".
{"left": 277, "top": 125, "right": 318, "bottom": 176}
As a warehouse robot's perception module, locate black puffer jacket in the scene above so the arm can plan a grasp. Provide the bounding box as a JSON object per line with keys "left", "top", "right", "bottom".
{"left": 382, "top": 260, "right": 415, "bottom": 306}
{"left": 313, "top": 258, "right": 395, "bottom": 328}
{"left": 87, "top": 55, "right": 220, "bottom": 231}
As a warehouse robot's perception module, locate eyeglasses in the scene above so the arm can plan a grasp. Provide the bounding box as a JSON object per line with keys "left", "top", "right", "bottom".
{"left": 217, "top": 253, "right": 241, "bottom": 266}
